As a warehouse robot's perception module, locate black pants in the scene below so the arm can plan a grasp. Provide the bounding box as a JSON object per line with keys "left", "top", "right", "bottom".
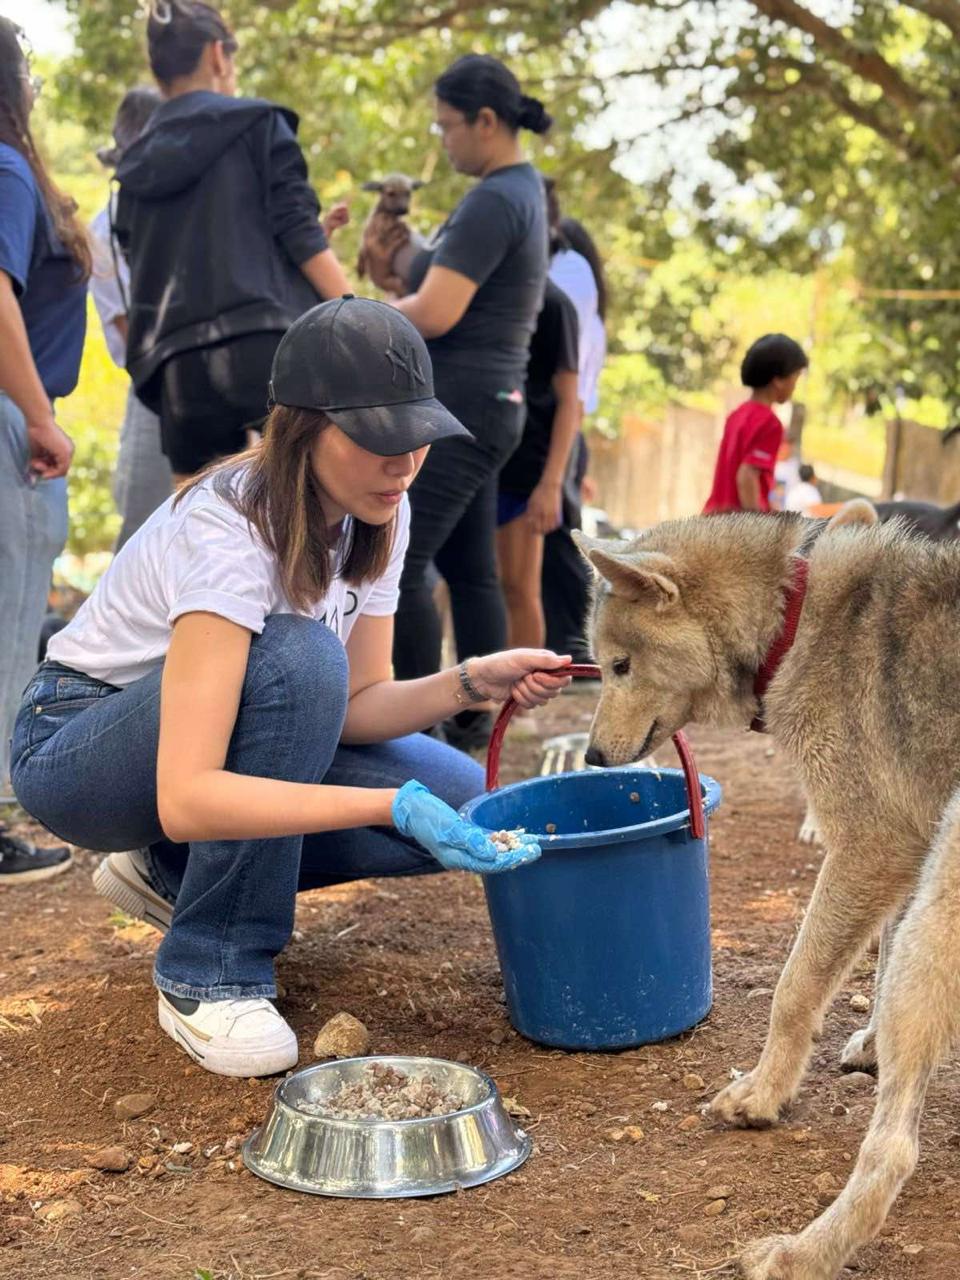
{"left": 542, "top": 435, "right": 593, "bottom": 663}
{"left": 393, "top": 374, "right": 524, "bottom": 680}
{"left": 542, "top": 514, "right": 594, "bottom": 665}
{"left": 156, "top": 332, "right": 281, "bottom": 475}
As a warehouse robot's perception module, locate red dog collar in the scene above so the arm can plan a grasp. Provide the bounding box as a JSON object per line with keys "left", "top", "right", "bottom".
{"left": 751, "top": 557, "right": 810, "bottom": 733}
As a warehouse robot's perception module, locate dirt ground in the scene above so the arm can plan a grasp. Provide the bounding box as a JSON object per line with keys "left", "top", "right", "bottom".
{"left": 1, "top": 689, "right": 958, "bottom": 1280}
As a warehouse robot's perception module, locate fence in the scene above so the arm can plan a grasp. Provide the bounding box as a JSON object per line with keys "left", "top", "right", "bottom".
{"left": 882, "top": 418, "right": 960, "bottom": 503}
{"left": 587, "top": 402, "right": 960, "bottom": 525}
{"left": 588, "top": 402, "right": 724, "bottom": 528}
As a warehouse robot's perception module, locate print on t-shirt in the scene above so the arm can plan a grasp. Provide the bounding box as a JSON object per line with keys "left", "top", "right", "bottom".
{"left": 319, "top": 589, "right": 359, "bottom": 636}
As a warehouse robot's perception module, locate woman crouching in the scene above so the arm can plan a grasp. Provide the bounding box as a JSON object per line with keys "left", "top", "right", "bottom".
{"left": 10, "top": 297, "right": 569, "bottom": 1078}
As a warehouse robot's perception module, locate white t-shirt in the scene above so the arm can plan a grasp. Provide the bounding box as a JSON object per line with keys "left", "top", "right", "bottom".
{"left": 581, "top": 313, "right": 607, "bottom": 415}
{"left": 89, "top": 199, "right": 129, "bottom": 369}
{"left": 774, "top": 456, "right": 801, "bottom": 490}
{"left": 47, "top": 473, "right": 411, "bottom": 687}
{"left": 784, "top": 480, "right": 823, "bottom": 516}
{"left": 549, "top": 249, "right": 598, "bottom": 404}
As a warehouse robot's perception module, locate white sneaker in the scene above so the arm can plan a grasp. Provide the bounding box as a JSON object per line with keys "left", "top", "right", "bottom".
{"left": 93, "top": 850, "right": 174, "bottom": 933}
{"left": 157, "top": 992, "right": 299, "bottom": 1077}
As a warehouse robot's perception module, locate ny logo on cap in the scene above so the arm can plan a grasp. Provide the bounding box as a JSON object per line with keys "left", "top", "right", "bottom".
{"left": 386, "top": 339, "right": 426, "bottom": 391}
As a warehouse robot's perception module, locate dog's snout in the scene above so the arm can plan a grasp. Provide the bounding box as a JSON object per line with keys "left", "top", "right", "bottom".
{"left": 584, "top": 745, "right": 606, "bottom": 768}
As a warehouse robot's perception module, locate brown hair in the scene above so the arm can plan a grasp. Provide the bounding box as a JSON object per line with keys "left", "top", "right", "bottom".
{"left": 175, "top": 406, "right": 396, "bottom": 612}
{"left": 0, "top": 19, "right": 91, "bottom": 281}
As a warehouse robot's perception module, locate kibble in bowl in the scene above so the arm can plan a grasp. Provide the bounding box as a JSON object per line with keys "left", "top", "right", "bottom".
{"left": 300, "top": 1061, "right": 466, "bottom": 1121}
{"left": 243, "top": 1055, "right": 533, "bottom": 1197}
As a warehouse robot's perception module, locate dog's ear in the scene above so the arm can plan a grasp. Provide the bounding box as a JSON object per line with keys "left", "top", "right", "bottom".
{"left": 411, "top": 179, "right": 425, "bottom": 190}
{"left": 573, "top": 535, "right": 679, "bottom": 610}
{"left": 362, "top": 180, "right": 384, "bottom": 192}
{"left": 827, "top": 498, "right": 879, "bottom": 529}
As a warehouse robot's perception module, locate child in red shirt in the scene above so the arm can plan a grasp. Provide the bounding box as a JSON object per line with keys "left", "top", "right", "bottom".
{"left": 704, "top": 333, "right": 809, "bottom": 513}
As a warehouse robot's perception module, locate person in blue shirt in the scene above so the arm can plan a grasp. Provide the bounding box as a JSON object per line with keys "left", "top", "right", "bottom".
{"left": 0, "top": 18, "right": 89, "bottom": 883}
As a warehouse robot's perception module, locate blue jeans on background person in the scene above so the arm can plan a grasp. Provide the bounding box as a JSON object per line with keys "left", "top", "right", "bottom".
{"left": 0, "top": 393, "right": 69, "bottom": 795}
{"left": 113, "top": 387, "right": 173, "bottom": 551}
{"left": 10, "top": 614, "right": 484, "bottom": 999}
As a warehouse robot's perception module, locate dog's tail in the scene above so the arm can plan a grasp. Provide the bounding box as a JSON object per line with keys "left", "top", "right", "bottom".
{"left": 826, "top": 498, "right": 879, "bottom": 530}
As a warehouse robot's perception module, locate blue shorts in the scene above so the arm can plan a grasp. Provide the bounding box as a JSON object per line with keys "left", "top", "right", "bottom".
{"left": 497, "top": 492, "right": 529, "bottom": 527}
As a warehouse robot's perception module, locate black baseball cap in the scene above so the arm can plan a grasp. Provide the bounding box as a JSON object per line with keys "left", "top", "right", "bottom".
{"left": 268, "top": 295, "right": 473, "bottom": 456}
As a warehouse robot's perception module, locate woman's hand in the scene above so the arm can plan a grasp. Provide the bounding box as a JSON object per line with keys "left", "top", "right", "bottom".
{"left": 322, "top": 202, "right": 350, "bottom": 239}
{"left": 392, "top": 781, "right": 540, "bottom": 873}
{"left": 467, "top": 650, "right": 572, "bottom": 711}
{"left": 27, "top": 413, "right": 74, "bottom": 480}
{"left": 365, "top": 222, "right": 410, "bottom": 292}
{"left": 525, "top": 479, "right": 563, "bottom": 535}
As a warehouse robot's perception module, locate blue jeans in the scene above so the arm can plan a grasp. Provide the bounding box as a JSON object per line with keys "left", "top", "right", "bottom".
{"left": 113, "top": 387, "right": 172, "bottom": 551}
{"left": 10, "top": 615, "right": 484, "bottom": 1000}
{"left": 0, "top": 393, "right": 69, "bottom": 791}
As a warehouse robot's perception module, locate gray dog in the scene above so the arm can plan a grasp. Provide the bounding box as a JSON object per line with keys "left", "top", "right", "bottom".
{"left": 575, "top": 504, "right": 960, "bottom": 1279}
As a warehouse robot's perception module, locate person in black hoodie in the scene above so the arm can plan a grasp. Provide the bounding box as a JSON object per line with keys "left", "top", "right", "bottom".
{"left": 115, "top": 1, "right": 351, "bottom": 479}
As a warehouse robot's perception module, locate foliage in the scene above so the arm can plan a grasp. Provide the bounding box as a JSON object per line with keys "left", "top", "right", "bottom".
{"left": 593, "top": 1, "right": 960, "bottom": 419}
{"left": 50, "top": 0, "right": 960, "bottom": 424}
{"left": 49, "top": 0, "right": 730, "bottom": 399}
{"left": 33, "top": 0, "right": 960, "bottom": 551}
{"left": 56, "top": 301, "right": 125, "bottom": 557}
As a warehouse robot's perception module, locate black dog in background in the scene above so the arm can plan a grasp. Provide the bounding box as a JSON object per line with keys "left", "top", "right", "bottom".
{"left": 874, "top": 497, "right": 960, "bottom": 542}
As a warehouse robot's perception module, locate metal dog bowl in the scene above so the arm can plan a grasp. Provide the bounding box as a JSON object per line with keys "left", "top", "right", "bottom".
{"left": 243, "top": 1055, "right": 532, "bottom": 1198}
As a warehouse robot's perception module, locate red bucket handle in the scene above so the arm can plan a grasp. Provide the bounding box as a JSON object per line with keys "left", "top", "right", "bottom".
{"left": 484, "top": 663, "right": 706, "bottom": 840}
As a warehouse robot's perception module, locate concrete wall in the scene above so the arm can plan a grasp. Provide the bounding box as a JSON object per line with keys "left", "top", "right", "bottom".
{"left": 883, "top": 419, "right": 960, "bottom": 503}
{"left": 588, "top": 402, "right": 723, "bottom": 529}
{"left": 583, "top": 400, "right": 960, "bottom": 527}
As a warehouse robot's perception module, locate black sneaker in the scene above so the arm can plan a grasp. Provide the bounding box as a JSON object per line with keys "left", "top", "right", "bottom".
{"left": 442, "top": 709, "right": 495, "bottom": 754}
{"left": 0, "top": 831, "right": 72, "bottom": 885}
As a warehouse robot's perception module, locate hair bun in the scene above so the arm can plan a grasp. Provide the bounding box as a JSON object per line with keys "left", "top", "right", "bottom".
{"left": 518, "top": 94, "right": 553, "bottom": 135}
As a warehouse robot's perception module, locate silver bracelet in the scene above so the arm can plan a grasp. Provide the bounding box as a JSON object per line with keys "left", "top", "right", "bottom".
{"left": 455, "top": 659, "right": 487, "bottom": 705}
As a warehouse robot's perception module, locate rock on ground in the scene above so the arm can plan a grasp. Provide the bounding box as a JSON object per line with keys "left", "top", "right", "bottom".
{"left": 313, "top": 1011, "right": 371, "bottom": 1059}
{"left": 113, "top": 1093, "right": 157, "bottom": 1121}
{"left": 87, "top": 1146, "right": 131, "bottom": 1173}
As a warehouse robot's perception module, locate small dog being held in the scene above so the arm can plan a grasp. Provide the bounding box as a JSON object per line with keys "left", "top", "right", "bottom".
{"left": 575, "top": 505, "right": 960, "bottom": 1280}
{"left": 357, "top": 173, "right": 425, "bottom": 296}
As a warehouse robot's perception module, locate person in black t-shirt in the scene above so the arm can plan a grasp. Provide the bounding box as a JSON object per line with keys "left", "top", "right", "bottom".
{"left": 378, "top": 54, "right": 554, "bottom": 748}
{"left": 497, "top": 280, "right": 579, "bottom": 649}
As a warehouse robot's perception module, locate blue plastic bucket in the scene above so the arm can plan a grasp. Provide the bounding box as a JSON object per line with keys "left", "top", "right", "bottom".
{"left": 462, "top": 759, "right": 722, "bottom": 1051}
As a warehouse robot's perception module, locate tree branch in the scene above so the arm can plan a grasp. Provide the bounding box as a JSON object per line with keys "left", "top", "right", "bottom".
{"left": 735, "top": 57, "right": 915, "bottom": 154}
{"left": 748, "top": 0, "right": 929, "bottom": 114}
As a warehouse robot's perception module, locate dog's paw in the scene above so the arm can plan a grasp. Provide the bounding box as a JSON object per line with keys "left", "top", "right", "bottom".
{"left": 708, "top": 1072, "right": 784, "bottom": 1128}
{"left": 740, "top": 1235, "right": 831, "bottom": 1279}
{"left": 839, "top": 1026, "right": 878, "bottom": 1074}
{"left": 742, "top": 1239, "right": 814, "bottom": 1280}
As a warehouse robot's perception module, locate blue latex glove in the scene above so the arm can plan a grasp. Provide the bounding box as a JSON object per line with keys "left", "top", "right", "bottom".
{"left": 392, "top": 781, "right": 541, "bottom": 874}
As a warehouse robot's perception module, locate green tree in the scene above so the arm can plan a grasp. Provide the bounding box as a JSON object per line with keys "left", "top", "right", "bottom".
{"left": 50, "top": 0, "right": 733, "bottom": 400}
{"left": 52, "top": 0, "right": 960, "bottom": 417}
{"left": 618, "top": 0, "right": 960, "bottom": 417}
